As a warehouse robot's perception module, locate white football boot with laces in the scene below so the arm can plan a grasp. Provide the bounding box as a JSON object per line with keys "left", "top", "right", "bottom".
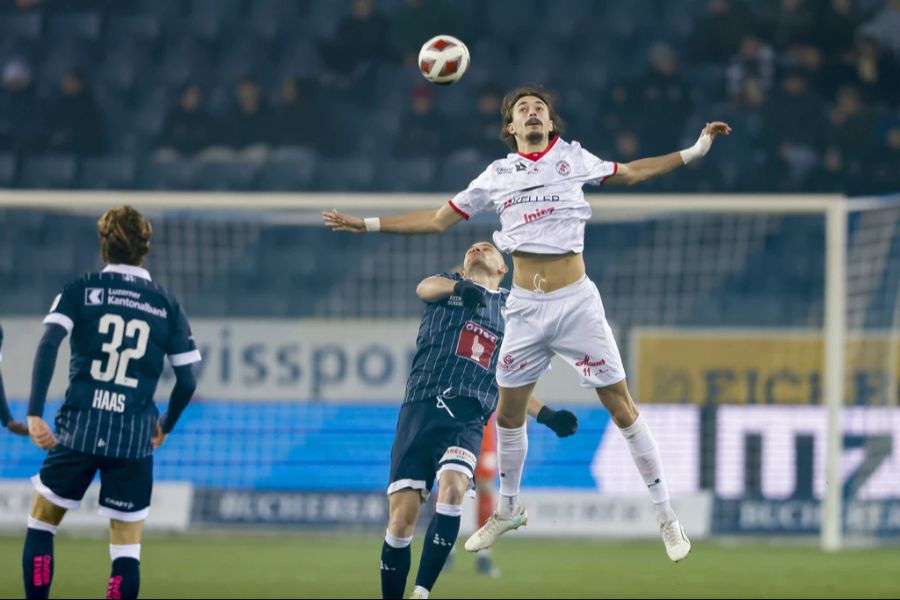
{"left": 660, "top": 519, "right": 691, "bottom": 562}
{"left": 464, "top": 504, "right": 528, "bottom": 552}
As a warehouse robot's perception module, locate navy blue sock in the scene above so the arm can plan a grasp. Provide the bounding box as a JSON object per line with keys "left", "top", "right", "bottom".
{"left": 414, "top": 506, "right": 461, "bottom": 592}
{"left": 22, "top": 527, "right": 54, "bottom": 599}
{"left": 108, "top": 557, "right": 140, "bottom": 599}
{"left": 380, "top": 536, "right": 412, "bottom": 599}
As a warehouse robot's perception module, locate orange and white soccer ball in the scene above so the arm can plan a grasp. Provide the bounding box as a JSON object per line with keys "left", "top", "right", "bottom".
{"left": 418, "top": 35, "right": 470, "bottom": 85}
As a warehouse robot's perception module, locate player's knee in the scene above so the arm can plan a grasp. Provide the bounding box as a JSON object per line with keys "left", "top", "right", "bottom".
{"left": 496, "top": 410, "right": 526, "bottom": 428}
{"left": 30, "top": 494, "right": 66, "bottom": 526}
{"left": 109, "top": 519, "right": 144, "bottom": 545}
{"left": 437, "top": 471, "right": 469, "bottom": 505}
{"left": 387, "top": 511, "right": 416, "bottom": 538}
{"left": 597, "top": 381, "right": 638, "bottom": 427}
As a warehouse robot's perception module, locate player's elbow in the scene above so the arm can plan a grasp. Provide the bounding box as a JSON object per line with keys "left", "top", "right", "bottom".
{"left": 173, "top": 367, "right": 198, "bottom": 396}
{"left": 429, "top": 219, "right": 449, "bottom": 233}
{"left": 619, "top": 163, "right": 646, "bottom": 185}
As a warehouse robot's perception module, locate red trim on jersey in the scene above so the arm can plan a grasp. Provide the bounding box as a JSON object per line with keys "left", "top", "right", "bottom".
{"left": 448, "top": 199, "right": 469, "bottom": 220}
{"left": 517, "top": 135, "right": 559, "bottom": 162}
{"left": 600, "top": 161, "right": 619, "bottom": 185}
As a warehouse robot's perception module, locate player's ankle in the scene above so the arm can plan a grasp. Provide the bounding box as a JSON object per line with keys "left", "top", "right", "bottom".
{"left": 496, "top": 493, "right": 518, "bottom": 519}
{"left": 654, "top": 501, "right": 677, "bottom": 525}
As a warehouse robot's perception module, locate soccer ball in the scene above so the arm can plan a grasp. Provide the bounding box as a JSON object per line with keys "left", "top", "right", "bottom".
{"left": 418, "top": 35, "right": 470, "bottom": 85}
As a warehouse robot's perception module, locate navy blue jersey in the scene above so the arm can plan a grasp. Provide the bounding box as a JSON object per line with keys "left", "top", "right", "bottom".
{"left": 403, "top": 272, "right": 508, "bottom": 415}
{"left": 43, "top": 265, "right": 200, "bottom": 459}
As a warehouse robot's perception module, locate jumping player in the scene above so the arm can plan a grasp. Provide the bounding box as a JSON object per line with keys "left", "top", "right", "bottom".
{"left": 381, "top": 241, "right": 577, "bottom": 600}
{"left": 324, "top": 85, "right": 731, "bottom": 562}
{"left": 22, "top": 206, "right": 200, "bottom": 599}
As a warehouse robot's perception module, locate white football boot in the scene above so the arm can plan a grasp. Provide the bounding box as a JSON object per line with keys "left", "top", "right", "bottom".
{"left": 464, "top": 504, "right": 528, "bottom": 552}
{"left": 660, "top": 519, "right": 691, "bottom": 562}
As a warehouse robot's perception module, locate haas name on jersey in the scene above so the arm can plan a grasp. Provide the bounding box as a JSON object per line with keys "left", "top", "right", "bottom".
{"left": 93, "top": 388, "right": 126, "bottom": 413}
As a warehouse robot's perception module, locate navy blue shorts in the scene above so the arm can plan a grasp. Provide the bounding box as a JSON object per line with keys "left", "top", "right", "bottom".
{"left": 32, "top": 444, "right": 153, "bottom": 521}
{"left": 388, "top": 396, "right": 487, "bottom": 499}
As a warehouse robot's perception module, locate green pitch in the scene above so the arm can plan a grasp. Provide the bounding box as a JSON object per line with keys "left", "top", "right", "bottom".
{"left": 1, "top": 532, "right": 898, "bottom": 598}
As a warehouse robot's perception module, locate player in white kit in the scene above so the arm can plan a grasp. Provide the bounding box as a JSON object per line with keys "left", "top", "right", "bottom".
{"left": 324, "top": 86, "right": 730, "bottom": 563}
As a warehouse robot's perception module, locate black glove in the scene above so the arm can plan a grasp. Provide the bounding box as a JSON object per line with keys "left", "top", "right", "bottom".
{"left": 453, "top": 279, "right": 486, "bottom": 309}
{"left": 0, "top": 322, "right": 4, "bottom": 351}
{"left": 537, "top": 406, "right": 579, "bottom": 438}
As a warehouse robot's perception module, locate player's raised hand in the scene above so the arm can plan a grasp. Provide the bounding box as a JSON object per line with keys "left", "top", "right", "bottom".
{"left": 702, "top": 121, "right": 732, "bottom": 139}
{"left": 150, "top": 420, "right": 167, "bottom": 449}
{"left": 322, "top": 209, "right": 366, "bottom": 233}
{"left": 27, "top": 416, "right": 57, "bottom": 449}
{"left": 6, "top": 420, "right": 29, "bottom": 436}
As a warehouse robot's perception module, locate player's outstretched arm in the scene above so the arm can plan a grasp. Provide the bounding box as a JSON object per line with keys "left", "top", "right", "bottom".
{"left": 528, "top": 395, "right": 578, "bottom": 438}
{"left": 322, "top": 202, "right": 464, "bottom": 234}
{"left": 606, "top": 121, "right": 732, "bottom": 186}
{"left": 27, "top": 324, "right": 67, "bottom": 449}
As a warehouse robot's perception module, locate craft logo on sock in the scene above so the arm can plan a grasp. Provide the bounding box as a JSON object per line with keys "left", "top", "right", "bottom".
{"left": 649, "top": 478, "right": 661, "bottom": 487}
{"left": 107, "top": 574, "right": 123, "bottom": 599}
{"left": 432, "top": 534, "right": 452, "bottom": 547}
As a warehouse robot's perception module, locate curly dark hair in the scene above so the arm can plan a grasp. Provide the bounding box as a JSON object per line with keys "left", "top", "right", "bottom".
{"left": 499, "top": 85, "right": 566, "bottom": 151}
{"left": 97, "top": 205, "right": 152, "bottom": 266}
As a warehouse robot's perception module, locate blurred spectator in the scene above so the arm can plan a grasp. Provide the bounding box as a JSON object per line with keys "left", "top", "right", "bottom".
{"left": 271, "top": 76, "right": 323, "bottom": 149}
{"left": 841, "top": 36, "right": 900, "bottom": 107}
{"left": 829, "top": 85, "right": 879, "bottom": 171}
{"left": 758, "top": 0, "right": 818, "bottom": 50}
{"left": 860, "top": 0, "right": 900, "bottom": 59}
{"left": 454, "top": 83, "right": 502, "bottom": 156}
{"left": 319, "top": 0, "right": 391, "bottom": 89}
{"left": 866, "top": 121, "right": 900, "bottom": 193}
{"left": 688, "top": 0, "right": 752, "bottom": 63}
{"left": 394, "top": 84, "right": 444, "bottom": 158}
{"left": 765, "top": 69, "right": 828, "bottom": 151}
{"left": 726, "top": 34, "right": 776, "bottom": 97}
{"left": 810, "top": 0, "right": 864, "bottom": 60}
{"left": 218, "top": 77, "right": 273, "bottom": 153}
{"left": 0, "top": 58, "right": 44, "bottom": 154}
{"left": 389, "top": 0, "right": 465, "bottom": 67}
{"left": 634, "top": 42, "right": 692, "bottom": 153}
{"left": 156, "top": 83, "right": 214, "bottom": 158}
{"left": 45, "top": 68, "right": 106, "bottom": 155}
{"left": 613, "top": 130, "right": 642, "bottom": 163}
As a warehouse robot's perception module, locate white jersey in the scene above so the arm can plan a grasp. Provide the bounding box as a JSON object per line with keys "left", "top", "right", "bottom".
{"left": 449, "top": 137, "right": 617, "bottom": 254}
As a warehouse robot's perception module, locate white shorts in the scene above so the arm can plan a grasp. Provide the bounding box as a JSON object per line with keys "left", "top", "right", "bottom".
{"left": 495, "top": 275, "right": 626, "bottom": 389}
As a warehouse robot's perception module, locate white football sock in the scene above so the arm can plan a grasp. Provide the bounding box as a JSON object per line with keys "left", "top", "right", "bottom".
{"left": 496, "top": 423, "right": 528, "bottom": 518}
{"left": 619, "top": 414, "right": 677, "bottom": 524}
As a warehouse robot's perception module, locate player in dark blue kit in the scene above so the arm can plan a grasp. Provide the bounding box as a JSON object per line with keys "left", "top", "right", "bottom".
{"left": 0, "top": 324, "right": 30, "bottom": 436}
{"left": 21, "top": 206, "right": 200, "bottom": 600}
{"left": 381, "top": 241, "right": 578, "bottom": 600}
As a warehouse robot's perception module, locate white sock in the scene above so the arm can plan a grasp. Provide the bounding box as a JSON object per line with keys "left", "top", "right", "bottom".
{"left": 496, "top": 423, "right": 528, "bottom": 518}
{"left": 384, "top": 530, "right": 413, "bottom": 549}
{"left": 27, "top": 516, "right": 58, "bottom": 535}
{"left": 109, "top": 544, "right": 141, "bottom": 561}
{"left": 413, "top": 585, "right": 430, "bottom": 598}
{"left": 619, "top": 414, "right": 677, "bottom": 524}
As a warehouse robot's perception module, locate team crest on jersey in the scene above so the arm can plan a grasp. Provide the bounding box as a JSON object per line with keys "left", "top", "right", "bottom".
{"left": 84, "top": 288, "right": 105, "bottom": 306}
{"left": 556, "top": 160, "right": 571, "bottom": 175}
